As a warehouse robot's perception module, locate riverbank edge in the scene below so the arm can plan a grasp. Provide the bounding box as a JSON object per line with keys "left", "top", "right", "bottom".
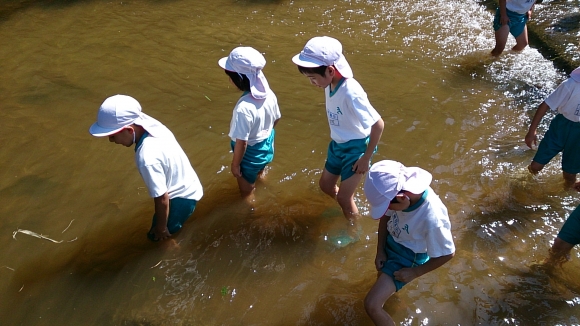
{"left": 480, "top": 0, "right": 579, "bottom": 74}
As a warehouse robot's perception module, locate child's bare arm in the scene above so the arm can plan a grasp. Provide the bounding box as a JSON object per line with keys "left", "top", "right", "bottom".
{"left": 498, "top": 0, "right": 509, "bottom": 25}
{"left": 525, "top": 102, "right": 550, "bottom": 148}
{"left": 374, "top": 215, "right": 390, "bottom": 270}
{"left": 393, "top": 252, "right": 454, "bottom": 283}
{"left": 231, "top": 139, "right": 247, "bottom": 178}
{"left": 151, "top": 192, "right": 171, "bottom": 241}
{"left": 353, "top": 118, "right": 384, "bottom": 174}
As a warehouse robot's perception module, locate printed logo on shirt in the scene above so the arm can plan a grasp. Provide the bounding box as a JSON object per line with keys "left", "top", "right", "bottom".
{"left": 328, "top": 110, "right": 340, "bottom": 126}
{"left": 391, "top": 213, "right": 401, "bottom": 238}
{"left": 336, "top": 107, "right": 343, "bottom": 115}
{"left": 389, "top": 212, "right": 410, "bottom": 238}
{"left": 575, "top": 104, "right": 580, "bottom": 116}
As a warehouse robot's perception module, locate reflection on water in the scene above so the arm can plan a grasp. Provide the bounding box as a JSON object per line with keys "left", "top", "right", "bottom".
{"left": 1, "top": 0, "right": 580, "bottom": 324}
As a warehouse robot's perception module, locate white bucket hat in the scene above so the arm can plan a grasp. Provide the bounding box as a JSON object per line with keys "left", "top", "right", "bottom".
{"left": 218, "top": 47, "right": 272, "bottom": 100}
{"left": 364, "top": 160, "right": 433, "bottom": 219}
{"left": 291, "top": 36, "right": 354, "bottom": 78}
{"left": 570, "top": 66, "right": 580, "bottom": 82}
{"left": 89, "top": 95, "right": 171, "bottom": 138}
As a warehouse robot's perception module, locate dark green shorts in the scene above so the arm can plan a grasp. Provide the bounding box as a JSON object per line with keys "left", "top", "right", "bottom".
{"left": 324, "top": 136, "right": 376, "bottom": 181}
{"left": 381, "top": 234, "right": 429, "bottom": 292}
{"left": 230, "top": 130, "right": 275, "bottom": 184}
{"left": 493, "top": 8, "right": 528, "bottom": 38}
{"left": 533, "top": 114, "right": 580, "bottom": 174}
{"left": 148, "top": 197, "right": 198, "bottom": 241}
{"left": 558, "top": 205, "right": 580, "bottom": 245}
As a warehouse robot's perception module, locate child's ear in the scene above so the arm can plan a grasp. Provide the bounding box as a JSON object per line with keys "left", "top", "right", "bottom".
{"left": 327, "top": 66, "right": 335, "bottom": 77}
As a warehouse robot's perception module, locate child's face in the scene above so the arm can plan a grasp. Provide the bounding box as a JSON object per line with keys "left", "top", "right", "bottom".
{"left": 108, "top": 127, "right": 134, "bottom": 147}
{"left": 302, "top": 68, "right": 333, "bottom": 88}
{"left": 388, "top": 192, "right": 411, "bottom": 211}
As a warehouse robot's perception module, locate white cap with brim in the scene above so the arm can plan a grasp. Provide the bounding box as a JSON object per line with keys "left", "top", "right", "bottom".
{"left": 218, "top": 46, "right": 272, "bottom": 100}
{"left": 571, "top": 66, "right": 580, "bottom": 82}
{"left": 291, "top": 36, "right": 354, "bottom": 78}
{"left": 89, "top": 95, "right": 172, "bottom": 139}
{"left": 363, "top": 160, "right": 433, "bottom": 219}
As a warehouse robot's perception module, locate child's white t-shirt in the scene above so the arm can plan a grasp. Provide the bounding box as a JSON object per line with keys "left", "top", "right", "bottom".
{"left": 135, "top": 131, "right": 203, "bottom": 201}
{"left": 385, "top": 187, "right": 455, "bottom": 258}
{"left": 545, "top": 78, "right": 580, "bottom": 122}
{"left": 325, "top": 78, "right": 381, "bottom": 144}
{"left": 506, "top": 0, "right": 535, "bottom": 14}
{"left": 229, "top": 91, "right": 281, "bottom": 146}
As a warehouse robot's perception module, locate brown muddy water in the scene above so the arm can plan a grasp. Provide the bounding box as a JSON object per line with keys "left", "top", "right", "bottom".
{"left": 1, "top": 0, "right": 579, "bottom": 324}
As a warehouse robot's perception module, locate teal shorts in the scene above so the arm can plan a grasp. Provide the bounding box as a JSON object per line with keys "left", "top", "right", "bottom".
{"left": 230, "top": 130, "right": 275, "bottom": 184}
{"left": 557, "top": 205, "right": 580, "bottom": 245}
{"left": 533, "top": 114, "right": 580, "bottom": 174}
{"left": 493, "top": 8, "right": 528, "bottom": 38}
{"left": 381, "top": 234, "right": 429, "bottom": 292}
{"left": 324, "top": 136, "right": 376, "bottom": 181}
{"left": 147, "top": 197, "right": 198, "bottom": 241}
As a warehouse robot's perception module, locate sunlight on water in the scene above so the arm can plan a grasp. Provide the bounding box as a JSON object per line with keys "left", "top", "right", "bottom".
{"left": 0, "top": 0, "right": 579, "bottom": 324}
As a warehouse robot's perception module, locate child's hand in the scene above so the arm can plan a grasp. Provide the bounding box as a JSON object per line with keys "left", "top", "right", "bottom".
{"left": 352, "top": 156, "right": 371, "bottom": 174}
{"left": 393, "top": 267, "right": 419, "bottom": 283}
{"left": 524, "top": 130, "right": 537, "bottom": 149}
{"left": 374, "top": 251, "right": 387, "bottom": 271}
{"left": 500, "top": 14, "right": 510, "bottom": 26}
{"left": 151, "top": 226, "right": 171, "bottom": 241}
{"left": 231, "top": 163, "right": 242, "bottom": 178}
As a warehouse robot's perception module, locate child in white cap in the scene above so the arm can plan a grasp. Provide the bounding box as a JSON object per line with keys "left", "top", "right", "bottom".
{"left": 490, "top": 0, "right": 535, "bottom": 56}
{"left": 218, "top": 46, "right": 281, "bottom": 198}
{"left": 525, "top": 67, "right": 580, "bottom": 187}
{"left": 363, "top": 160, "right": 455, "bottom": 325}
{"left": 89, "top": 95, "right": 203, "bottom": 241}
{"left": 292, "top": 36, "right": 384, "bottom": 232}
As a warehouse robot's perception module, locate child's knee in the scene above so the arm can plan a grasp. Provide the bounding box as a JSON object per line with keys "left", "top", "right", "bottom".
{"left": 363, "top": 294, "right": 379, "bottom": 314}
{"left": 319, "top": 179, "right": 337, "bottom": 197}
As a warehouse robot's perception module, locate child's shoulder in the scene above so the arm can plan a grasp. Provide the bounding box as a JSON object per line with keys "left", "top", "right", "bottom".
{"left": 342, "top": 78, "right": 368, "bottom": 95}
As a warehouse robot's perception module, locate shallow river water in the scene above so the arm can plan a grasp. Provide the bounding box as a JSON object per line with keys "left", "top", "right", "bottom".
{"left": 1, "top": 0, "right": 579, "bottom": 324}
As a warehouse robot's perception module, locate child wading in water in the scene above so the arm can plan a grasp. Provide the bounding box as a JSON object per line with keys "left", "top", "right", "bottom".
{"left": 292, "top": 36, "right": 384, "bottom": 237}
{"left": 89, "top": 95, "right": 203, "bottom": 241}
{"left": 218, "top": 47, "right": 281, "bottom": 199}
{"left": 545, "top": 183, "right": 580, "bottom": 267}
{"left": 525, "top": 67, "right": 580, "bottom": 187}
{"left": 491, "top": 0, "right": 536, "bottom": 56}
{"left": 363, "top": 160, "right": 455, "bottom": 325}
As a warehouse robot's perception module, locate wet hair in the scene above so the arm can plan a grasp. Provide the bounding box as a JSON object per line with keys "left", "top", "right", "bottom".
{"left": 225, "top": 70, "right": 251, "bottom": 92}
{"left": 297, "top": 65, "right": 328, "bottom": 77}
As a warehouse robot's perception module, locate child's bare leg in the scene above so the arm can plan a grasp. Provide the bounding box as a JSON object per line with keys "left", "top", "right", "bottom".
{"left": 236, "top": 176, "right": 256, "bottom": 198}
{"left": 545, "top": 237, "right": 574, "bottom": 267}
{"left": 336, "top": 173, "right": 363, "bottom": 222}
{"left": 563, "top": 171, "right": 576, "bottom": 188}
{"left": 528, "top": 161, "right": 544, "bottom": 175}
{"left": 491, "top": 24, "right": 510, "bottom": 56}
{"left": 512, "top": 26, "right": 529, "bottom": 51}
{"left": 364, "top": 273, "right": 397, "bottom": 326}
{"left": 319, "top": 169, "right": 340, "bottom": 199}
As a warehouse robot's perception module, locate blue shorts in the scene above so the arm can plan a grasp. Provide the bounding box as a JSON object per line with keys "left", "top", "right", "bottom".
{"left": 533, "top": 114, "right": 580, "bottom": 174}
{"left": 324, "top": 136, "right": 376, "bottom": 181}
{"left": 381, "top": 234, "right": 429, "bottom": 292}
{"left": 493, "top": 8, "right": 528, "bottom": 38}
{"left": 147, "top": 197, "right": 198, "bottom": 241}
{"left": 557, "top": 204, "right": 580, "bottom": 245}
{"left": 230, "top": 130, "right": 275, "bottom": 184}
